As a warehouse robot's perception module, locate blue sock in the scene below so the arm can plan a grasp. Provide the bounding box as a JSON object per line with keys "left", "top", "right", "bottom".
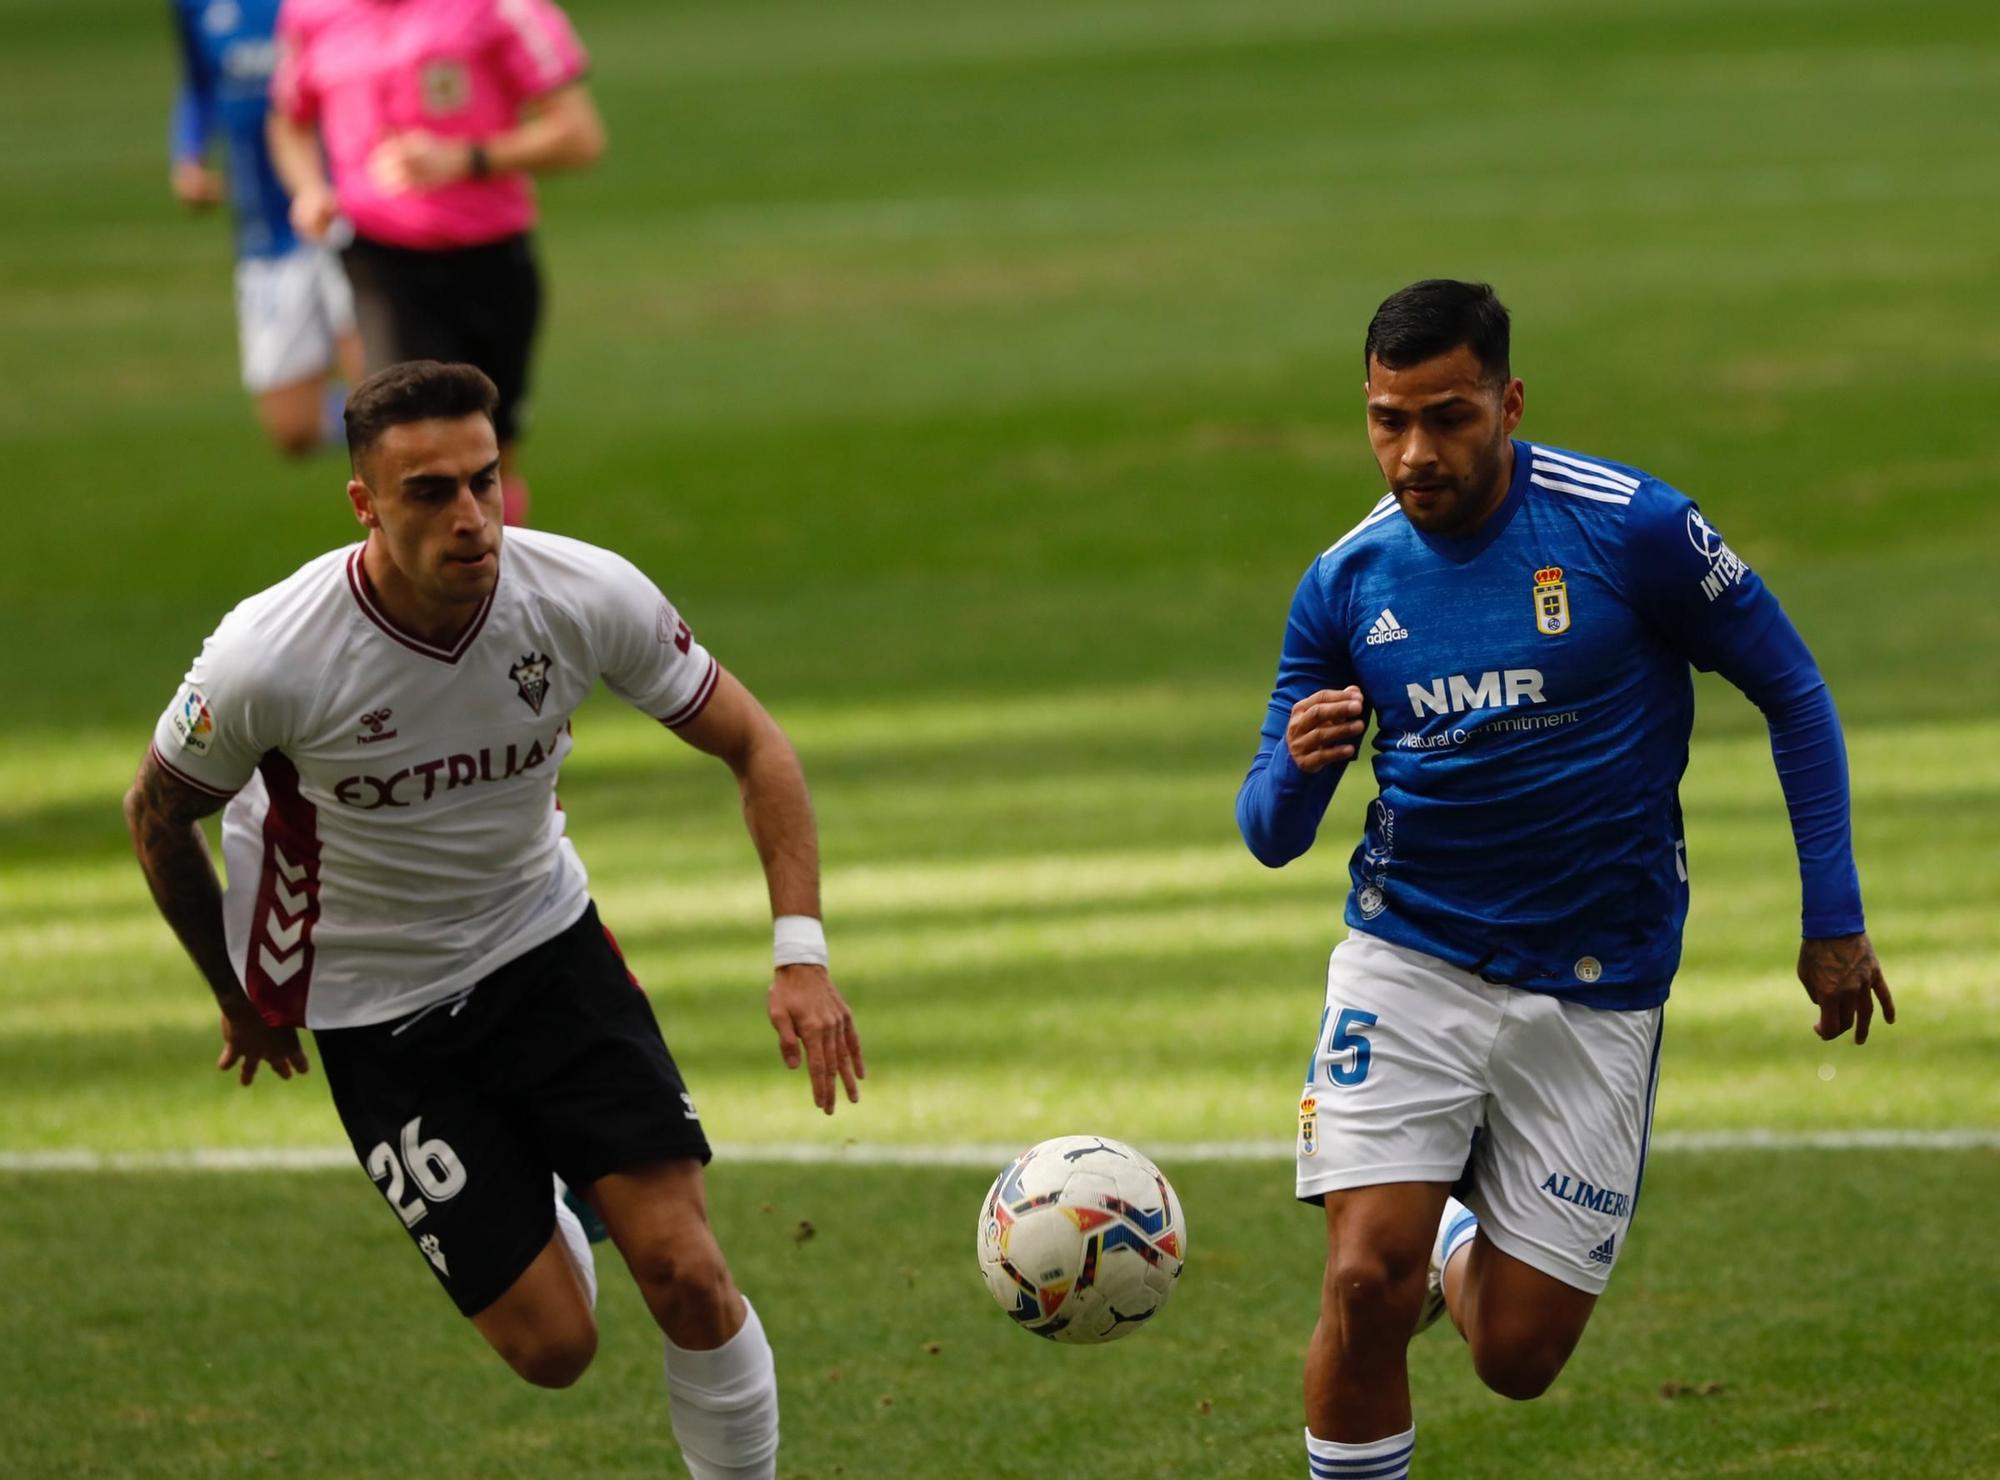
{"left": 1306, "top": 1424, "right": 1414, "bottom": 1479}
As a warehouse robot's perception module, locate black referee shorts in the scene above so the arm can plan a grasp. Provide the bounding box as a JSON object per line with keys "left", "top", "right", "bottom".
{"left": 340, "top": 231, "right": 543, "bottom": 444}
{"left": 315, "top": 903, "right": 711, "bottom": 1317}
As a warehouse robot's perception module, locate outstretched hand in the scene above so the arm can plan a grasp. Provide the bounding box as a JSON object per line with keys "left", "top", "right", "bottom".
{"left": 768, "top": 964, "right": 864, "bottom": 1115}
{"left": 1798, "top": 932, "right": 1895, "bottom": 1045}
{"left": 217, "top": 1005, "right": 310, "bottom": 1086}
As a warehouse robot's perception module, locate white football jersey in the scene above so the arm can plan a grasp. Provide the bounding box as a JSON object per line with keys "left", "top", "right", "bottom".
{"left": 150, "top": 529, "right": 719, "bottom": 1030}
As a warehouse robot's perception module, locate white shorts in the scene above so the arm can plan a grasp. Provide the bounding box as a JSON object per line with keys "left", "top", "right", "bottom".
{"left": 1295, "top": 931, "right": 1664, "bottom": 1294}
{"left": 234, "top": 245, "right": 356, "bottom": 394}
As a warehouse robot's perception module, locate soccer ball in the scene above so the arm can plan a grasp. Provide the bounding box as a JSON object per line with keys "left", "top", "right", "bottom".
{"left": 975, "top": 1134, "right": 1187, "bottom": 1344}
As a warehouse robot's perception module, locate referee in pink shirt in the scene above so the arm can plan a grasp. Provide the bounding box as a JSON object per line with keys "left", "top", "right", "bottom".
{"left": 266, "top": 0, "right": 605, "bottom": 525}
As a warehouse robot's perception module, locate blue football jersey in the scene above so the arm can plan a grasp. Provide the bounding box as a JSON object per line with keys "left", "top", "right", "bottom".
{"left": 1238, "top": 439, "right": 1863, "bottom": 1010}
{"left": 170, "top": 0, "right": 295, "bottom": 260}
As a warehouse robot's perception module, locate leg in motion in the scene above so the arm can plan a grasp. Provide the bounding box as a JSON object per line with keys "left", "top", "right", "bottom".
{"left": 1302, "top": 1181, "right": 1449, "bottom": 1477}
{"left": 594, "top": 1159, "right": 778, "bottom": 1480}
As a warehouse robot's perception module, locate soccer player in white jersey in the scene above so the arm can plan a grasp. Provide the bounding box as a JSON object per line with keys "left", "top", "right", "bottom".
{"left": 1236, "top": 282, "right": 1894, "bottom": 1478}
{"left": 124, "top": 360, "right": 860, "bottom": 1478}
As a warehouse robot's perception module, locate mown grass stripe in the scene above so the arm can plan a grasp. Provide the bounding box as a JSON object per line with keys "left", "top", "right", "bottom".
{"left": 2, "top": 1128, "right": 1993, "bottom": 1173}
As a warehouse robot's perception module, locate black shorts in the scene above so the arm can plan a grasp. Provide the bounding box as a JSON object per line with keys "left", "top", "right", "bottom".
{"left": 340, "top": 232, "right": 543, "bottom": 443}
{"left": 315, "top": 903, "right": 710, "bottom": 1317}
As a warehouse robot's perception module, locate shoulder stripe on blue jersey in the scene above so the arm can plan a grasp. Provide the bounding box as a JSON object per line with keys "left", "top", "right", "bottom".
{"left": 1323, "top": 494, "right": 1400, "bottom": 556}
{"left": 1530, "top": 446, "right": 1639, "bottom": 490}
{"left": 1530, "top": 472, "right": 1632, "bottom": 506}
{"left": 1530, "top": 459, "right": 1633, "bottom": 497}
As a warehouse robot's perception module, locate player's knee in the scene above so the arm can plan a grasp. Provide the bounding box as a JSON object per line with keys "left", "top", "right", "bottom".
{"left": 505, "top": 1324, "right": 599, "bottom": 1389}
{"left": 629, "top": 1235, "right": 731, "bottom": 1305}
{"left": 1322, "top": 1248, "right": 1426, "bottom": 1337}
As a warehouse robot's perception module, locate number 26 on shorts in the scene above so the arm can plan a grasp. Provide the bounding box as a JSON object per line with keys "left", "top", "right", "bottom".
{"left": 365, "top": 1116, "right": 468, "bottom": 1228}
{"left": 1320, "top": 1007, "right": 1378, "bottom": 1088}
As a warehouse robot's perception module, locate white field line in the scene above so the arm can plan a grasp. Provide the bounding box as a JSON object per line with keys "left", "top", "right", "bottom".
{"left": 0, "top": 1128, "right": 1994, "bottom": 1173}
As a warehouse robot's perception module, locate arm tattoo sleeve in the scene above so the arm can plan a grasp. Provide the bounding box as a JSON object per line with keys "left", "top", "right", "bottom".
{"left": 124, "top": 752, "right": 245, "bottom": 1010}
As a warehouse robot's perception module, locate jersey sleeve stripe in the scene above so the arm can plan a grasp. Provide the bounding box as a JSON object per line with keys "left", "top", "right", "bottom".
{"left": 1530, "top": 457, "right": 1634, "bottom": 496}
{"left": 1529, "top": 446, "right": 1639, "bottom": 490}
{"left": 656, "top": 656, "right": 720, "bottom": 729}
{"left": 1529, "top": 472, "right": 1633, "bottom": 506}
{"left": 148, "top": 742, "right": 241, "bottom": 799}
{"left": 496, "top": 0, "right": 571, "bottom": 85}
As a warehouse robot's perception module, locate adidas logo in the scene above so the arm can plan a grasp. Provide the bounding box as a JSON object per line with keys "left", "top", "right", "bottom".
{"left": 1365, "top": 608, "right": 1410, "bottom": 646}
{"left": 1587, "top": 1233, "right": 1617, "bottom": 1266}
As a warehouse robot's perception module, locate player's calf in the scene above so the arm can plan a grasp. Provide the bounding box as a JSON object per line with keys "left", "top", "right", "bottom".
{"left": 620, "top": 1220, "right": 743, "bottom": 1350}
{"left": 1454, "top": 1238, "right": 1597, "bottom": 1401}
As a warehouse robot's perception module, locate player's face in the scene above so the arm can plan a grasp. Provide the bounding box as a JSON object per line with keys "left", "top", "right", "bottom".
{"left": 1365, "top": 346, "right": 1525, "bottom": 537}
{"left": 350, "top": 415, "right": 504, "bottom": 607}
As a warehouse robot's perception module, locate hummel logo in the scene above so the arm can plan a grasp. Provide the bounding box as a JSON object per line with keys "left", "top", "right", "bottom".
{"left": 1587, "top": 1233, "right": 1617, "bottom": 1266}
{"left": 1365, "top": 608, "right": 1410, "bottom": 646}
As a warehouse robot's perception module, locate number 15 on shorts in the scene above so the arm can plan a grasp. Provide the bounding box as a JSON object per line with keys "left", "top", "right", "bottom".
{"left": 1309, "top": 1007, "right": 1378, "bottom": 1088}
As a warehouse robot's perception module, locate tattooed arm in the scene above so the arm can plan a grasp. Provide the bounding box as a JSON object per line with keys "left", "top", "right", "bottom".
{"left": 124, "top": 751, "right": 309, "bottom": 1085}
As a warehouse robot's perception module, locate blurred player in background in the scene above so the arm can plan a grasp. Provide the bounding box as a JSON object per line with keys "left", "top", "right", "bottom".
{"left": 267, "top": 0, "right": 606, "bottom": 526}
{"left": 1237, "top": 280, "right": 1894, "bottom": 1479}
{"left": 124, "top": 362, "right": 863, "bottom": 1479}
{"left": 168, "top": 0, "right": 362, "bottom": 456}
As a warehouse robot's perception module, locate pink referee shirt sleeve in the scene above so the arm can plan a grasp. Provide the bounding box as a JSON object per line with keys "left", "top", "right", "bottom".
{"left": 270, "top": 1, "right": 317, "bottom": 124}
{"left": 489, "top": 0, "right": 589, "bottom": 105}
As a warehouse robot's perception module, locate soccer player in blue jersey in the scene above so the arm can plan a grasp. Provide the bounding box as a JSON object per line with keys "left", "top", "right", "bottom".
{"left": 168, "top": 0, "right": 360, "bottom": 455}
{"left": 1237, "top": 280, "right": 1895, "bottom": 1480}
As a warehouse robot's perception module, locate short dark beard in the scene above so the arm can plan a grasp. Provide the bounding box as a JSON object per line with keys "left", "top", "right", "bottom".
{"left": 1416, "top": 429, "right": 1510, "bottom": 538}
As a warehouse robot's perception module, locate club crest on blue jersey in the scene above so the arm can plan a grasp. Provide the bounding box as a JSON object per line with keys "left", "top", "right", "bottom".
{"left": 1533, "top": 566, "right": 1571, "bottom": 636}
{"left": 510, "top": 652, "right": 552, "bottom": 715}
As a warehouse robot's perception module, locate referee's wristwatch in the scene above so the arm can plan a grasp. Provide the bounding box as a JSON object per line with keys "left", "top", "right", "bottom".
{"left": 466, "top": 141, "right": 492, "bottom": 180}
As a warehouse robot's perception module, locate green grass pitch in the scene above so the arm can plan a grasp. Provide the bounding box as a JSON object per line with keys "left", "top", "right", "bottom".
{"left": 3, "top": 0, "right": 1998, "bottom": 1474}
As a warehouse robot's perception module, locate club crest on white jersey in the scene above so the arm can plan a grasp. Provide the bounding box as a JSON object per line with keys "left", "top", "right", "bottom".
{"left": 509, "top": 652, "right": 553, "bottom": 714}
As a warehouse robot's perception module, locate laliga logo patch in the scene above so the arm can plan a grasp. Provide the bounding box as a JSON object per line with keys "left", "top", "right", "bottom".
{"left": 171, "top": 686, "right": 216, "bottom": 755}
{"left": 1533, "top": 566, "right": 1571, "bottom": 636}
{"left": 1298, "top": 1095, "right": 1319, "bottom": 1158}
{"left": 509, "top": 652, "right": 552, "bottom": 715}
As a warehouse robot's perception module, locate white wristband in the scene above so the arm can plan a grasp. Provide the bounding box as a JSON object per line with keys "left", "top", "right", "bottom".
{"left": 773, "top": 915, "right": 828, "bottom": 969}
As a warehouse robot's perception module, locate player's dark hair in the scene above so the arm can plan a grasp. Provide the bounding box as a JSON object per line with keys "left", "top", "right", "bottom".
{"left": 344, "top": 360, "right": 500, "bottom": 472}
{"left": 1364, "top": 280, "right": 1511, "bottom": 383}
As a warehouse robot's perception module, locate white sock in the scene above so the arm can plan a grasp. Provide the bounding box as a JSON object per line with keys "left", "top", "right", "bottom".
{"left": 1306, "top": 1424, "right": 1415, "bottom": 1479}
{"left": 551, "top": 1184, "right": 598, "bottom": 1311}
{"left": 662, "top": 1297, "right": 779, "bottom": 1479}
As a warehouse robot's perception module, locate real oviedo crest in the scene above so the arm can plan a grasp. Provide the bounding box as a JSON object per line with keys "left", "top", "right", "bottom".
{"left": 1533, "top": 566, "right": 1571, "bottom": 636}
